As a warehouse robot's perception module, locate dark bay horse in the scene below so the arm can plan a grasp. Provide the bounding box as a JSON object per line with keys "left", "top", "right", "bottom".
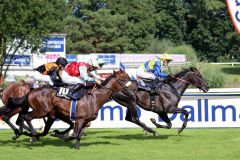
{"left": 22, "top": 70, "right": 132, "bottom": 149}
{"left": 112, "top": 67, "right": 209, "bottom": 134}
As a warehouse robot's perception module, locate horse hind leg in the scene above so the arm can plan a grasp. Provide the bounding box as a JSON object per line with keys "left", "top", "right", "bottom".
{"left": 2, "top": 115, "right": 21, "bottom": 142}
{"left": 150, "top": 112, "right": 172, "bottom": 129}
{"left": 125, "top": 109, "right": 159, "bottom": 136}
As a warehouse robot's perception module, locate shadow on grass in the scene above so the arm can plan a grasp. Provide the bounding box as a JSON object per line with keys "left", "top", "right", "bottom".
{"left": 101, "top": 132, "right": 190, "bottom": 141}
{"left": 0, "top": 136, "right": 116, "bottom": 149}
{"left": 84, "top": 129, "right": 121, "bottom": 135}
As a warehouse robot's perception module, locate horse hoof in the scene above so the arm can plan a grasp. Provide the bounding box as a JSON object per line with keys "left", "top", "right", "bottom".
{"left": 177, "top": 128, "right": 183, "bottom": 134}
{"left": 12, "top": 133, "right": 21, "bottom": 142}
{"left": 143, "top": 130, "right": 148, "bottom": 135}
{"left": 53, "top": 130, "right": 60, "bottom": 134}
{"left": 153, "top": 132, "right": 159, "bottom": 136}
{"left": 150, "top": 118, "right": 156, "bottom": 123}
{"left": 29, "top": 137, "right": 38, "bottom": 144}
{"left": 75, "top": 144, "right": 80, "bottom": 149}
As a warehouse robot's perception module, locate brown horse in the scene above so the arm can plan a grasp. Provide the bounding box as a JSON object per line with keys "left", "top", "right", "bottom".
{"left": 22, "top": 70, "right": 132, "bottom": 149}
{"left": 112, "top": 67, "right": 209, "bottom": 134}
{"left": 0, "top": 81, "right": 74, "bottom": 141}
{"left": 0, "top": 81, "right": 32, "bottom": 140}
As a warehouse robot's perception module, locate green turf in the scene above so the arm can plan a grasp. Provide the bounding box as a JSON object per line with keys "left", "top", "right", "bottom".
{"left": 0, "top": 128, "right": 239, "bottom": 160}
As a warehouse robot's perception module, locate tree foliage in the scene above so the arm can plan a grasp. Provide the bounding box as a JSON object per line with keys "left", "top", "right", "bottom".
{"left": 64, "top": 0, "right": 239, "bottom": 62}
{"left": 0, "top": 0, "right": 67, "bottom": 78}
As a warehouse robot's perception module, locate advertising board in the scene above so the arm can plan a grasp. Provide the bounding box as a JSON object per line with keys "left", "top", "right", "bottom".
{"left": 1, "top": 91, "right": 240, "bottom": 129}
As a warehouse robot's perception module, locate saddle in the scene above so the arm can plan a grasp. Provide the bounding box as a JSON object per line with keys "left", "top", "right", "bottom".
{"left": 137, "top": 79, "right": 163, "bottom": 94}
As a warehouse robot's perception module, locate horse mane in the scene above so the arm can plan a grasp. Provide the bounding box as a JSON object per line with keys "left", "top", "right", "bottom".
{"left": 174, "top": 68, "right": 190, "bottom": 78}
{"left": 98, "top": 72, "right": 115, "bottom": 87}
{"left": 174, "top": 67, "right": 197, "bottom": 78}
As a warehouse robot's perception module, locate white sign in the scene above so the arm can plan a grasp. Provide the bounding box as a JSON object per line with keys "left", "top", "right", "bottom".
{"left": 226, "top": 0, "right": 240, "bottom": 33}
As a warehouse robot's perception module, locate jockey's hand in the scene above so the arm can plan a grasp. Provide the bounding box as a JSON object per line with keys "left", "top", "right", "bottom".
{"left": 167, "top": 75, "right": 174, "bottom": 80}
{"left": 95, "top": 79, "right": 101, "bottom": 85}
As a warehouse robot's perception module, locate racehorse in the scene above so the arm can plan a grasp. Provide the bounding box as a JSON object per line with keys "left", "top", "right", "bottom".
{"left": 112, "top": 67, "right": 209, "bottom": 134}
{"left": 22, "top": 70, "right": 132, "bottom": 149}
{"left": 0, "top": 81, "right": 32, "bottom": 140}
{"left": 0, "top": 81, "right": 74, "bottom": 141}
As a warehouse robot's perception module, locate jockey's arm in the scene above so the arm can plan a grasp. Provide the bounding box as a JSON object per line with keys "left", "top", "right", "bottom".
{"left": 79, "top": 66, "right": 96, "bottom": 82}
{"left": 90, "top": 70, "right": 104, "bottom": 81}
{"left": 153, "top": 61, "right": 168, "bottom": 78}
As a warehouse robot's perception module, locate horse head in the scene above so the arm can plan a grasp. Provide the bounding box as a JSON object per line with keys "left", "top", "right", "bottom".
{"left": 100, "top": 70, "right": 132, "bottom": 92}
{"left": 173, "top": 67, "right": 209, "bottom": 93}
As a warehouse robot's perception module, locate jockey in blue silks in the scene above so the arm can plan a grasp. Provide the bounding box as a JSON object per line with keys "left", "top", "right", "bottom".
{"left": 136, "top": 53, "right": 173, "bottom": 94}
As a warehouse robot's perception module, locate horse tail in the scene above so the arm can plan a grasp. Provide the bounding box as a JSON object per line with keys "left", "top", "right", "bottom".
{"left": 7, "top": 94, "right": 29, "bottom": 111}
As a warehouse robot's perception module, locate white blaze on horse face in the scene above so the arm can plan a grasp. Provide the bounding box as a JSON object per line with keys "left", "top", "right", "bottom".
{"left": 125, "top": 81, "right": 132, "bottom": 87}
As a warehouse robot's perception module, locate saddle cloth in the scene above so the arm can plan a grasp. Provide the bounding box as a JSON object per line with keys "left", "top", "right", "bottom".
{"left": 56, "top": 86, "right": 88, "bottom": 100}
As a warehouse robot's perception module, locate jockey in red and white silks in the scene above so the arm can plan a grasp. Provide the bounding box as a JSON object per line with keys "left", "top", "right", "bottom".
{"left": 61, "top": 58, "right": 105, "bottom": 85}
{"left": 61, "top": 62, "right": 94, "bottom": 85}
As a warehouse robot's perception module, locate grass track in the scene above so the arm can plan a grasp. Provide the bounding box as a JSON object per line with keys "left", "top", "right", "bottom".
{"left": 0, "top": 128, "right": 240, "bottom": 160}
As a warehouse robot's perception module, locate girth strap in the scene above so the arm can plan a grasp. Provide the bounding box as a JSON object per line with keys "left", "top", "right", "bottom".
{"left": 150, "top": 95, "right": 155, "bottom": 110}
{"left": 70, "top": 100, "right": 78, "bottom": 120}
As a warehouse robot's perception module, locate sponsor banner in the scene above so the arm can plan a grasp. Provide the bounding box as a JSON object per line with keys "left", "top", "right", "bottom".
{"left": 226, "top": 0, "right": 240, "bottom": 33}
{"left": 1, "top": 93, "right": 240, "bottom": 129}
{"left": 4, "top": 55, "right": 31, "bottom": 66}
{"left": 66, "top": 54, "right": 77, "bottom": 63}
{"left": 44, "top": 37, "right": 65, "bottom": 52}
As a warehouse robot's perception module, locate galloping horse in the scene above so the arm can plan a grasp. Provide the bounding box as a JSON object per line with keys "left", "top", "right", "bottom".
{"left": 22, "top": 70, "right": 132, "bottom": 149}
{"left": 112, "top": 67, "right": 209, "bottom": 134}
{"left": 0, "top": 81, "right": 32, "bottom": 140}
{"left": 0, "top": 81, "right": 74, "bottom": 141}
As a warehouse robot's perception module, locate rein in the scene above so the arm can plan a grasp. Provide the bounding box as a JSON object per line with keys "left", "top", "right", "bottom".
{"left": 173, "top": 72, "right": 202, "bottom": 88}
{"left": 96, "top": 77, "right": 131, "bottom": 91}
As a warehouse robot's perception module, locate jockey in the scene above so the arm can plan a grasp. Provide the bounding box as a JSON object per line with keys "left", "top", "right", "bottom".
{"left": 33, "top": 57, "right": 68, "bottom": 87}
{"left": 61, "top": 57, "right": 105, "bottom": 100}
{"left": 136, "top": 53, "right": 173, "bottom": 94}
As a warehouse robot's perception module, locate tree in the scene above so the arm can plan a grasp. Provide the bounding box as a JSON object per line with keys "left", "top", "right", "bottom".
{"left": 64, "top": 0, "right": 156, "bottom": 53}
{"left": 0, "top": 0, "right": 67, "bottom": 79}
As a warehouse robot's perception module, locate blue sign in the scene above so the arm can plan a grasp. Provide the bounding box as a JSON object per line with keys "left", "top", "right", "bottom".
{"left": 43, "top": 37, "right": 64, "bottom": 52}
{"left": 66, "top": 54, "right": 77, "bottom": 63}
{"left": 5, "top": 55, "right": 31, "bottom": 66}
{"left": 98, "top": 55, "right": 116, "bottom": 65}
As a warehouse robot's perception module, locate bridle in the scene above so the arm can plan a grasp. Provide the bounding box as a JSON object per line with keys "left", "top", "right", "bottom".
{"left": 173, "top": 71, "right": 205, "bottom": 88}
{"left": 91, "top": 77, "right": 131, "bottom": 92}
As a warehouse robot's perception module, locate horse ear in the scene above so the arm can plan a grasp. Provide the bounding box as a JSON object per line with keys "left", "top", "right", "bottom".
{"left": 190, "top": 67, "right": 197, "bottom": 71}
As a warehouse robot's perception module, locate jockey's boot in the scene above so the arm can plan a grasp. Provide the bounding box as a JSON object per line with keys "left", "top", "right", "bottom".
{"left": 66, "top": 83, "right": 84, "bottom": 100}
{"left": 150, "top": 78, "right": 159, "bottom": 94}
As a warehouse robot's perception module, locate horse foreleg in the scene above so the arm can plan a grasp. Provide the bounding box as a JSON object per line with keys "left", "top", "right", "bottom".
{"left": 52, "top": 116, "right": 74, "bottom": 136}
{"left": 74, "top": 119, "right": 85, "bottom": 149}
{"left": 175, "top": 108, "right": 189, "bottom": 134}
{"left": 38, "top": 117, "right": 54, "bottom": 138}
{"left": 150, "top": 112, "right": 172, "bottom": 129}
{"left": 23, "top": 113, "right": 40, "bottom": 143}
{"left": 125, "top": 109, "right": 159, "bottom": 136}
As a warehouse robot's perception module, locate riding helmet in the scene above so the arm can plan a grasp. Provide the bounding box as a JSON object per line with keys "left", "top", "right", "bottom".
{"left": 56, "top": 57, "right": 68, "bottom": 67}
